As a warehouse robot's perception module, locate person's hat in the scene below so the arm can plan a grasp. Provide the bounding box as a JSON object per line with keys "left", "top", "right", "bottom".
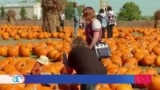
{"left": 37, "top": 55, "right": 49, "bottom": 65}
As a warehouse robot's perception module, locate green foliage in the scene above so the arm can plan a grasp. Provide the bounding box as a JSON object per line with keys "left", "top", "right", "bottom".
{"left": 0, "top": 6, "right": 6, "bottom": 18}
{"left": 77, "top": 5, "right": 84, "bottom": 16}
{"left": 20, "top": 7, "right": 27, "bottom": 19}
{"left": 65, "top": 1, "right": 83, "bottom": 20}
{"left": 117, "top": 2, "right": 142, "bottom": 21}
{"left": 65, "top": 1, "right": 74, "bottom": 20}
{"left": 33, "top": 15, "right": 38, "bottom": 20}
{"left": 141, "top": 16, "right": 154, "bottom": 21}
{"left": 33, "top": 0, "right": 41, "bottom": 2}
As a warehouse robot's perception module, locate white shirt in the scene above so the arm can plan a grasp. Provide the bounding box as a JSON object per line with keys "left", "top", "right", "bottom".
{"left": 92, "top": 18, "right": 101, "bottom": 31}
{"left": 60, "top": 14, "right": 65, "bottom": 20}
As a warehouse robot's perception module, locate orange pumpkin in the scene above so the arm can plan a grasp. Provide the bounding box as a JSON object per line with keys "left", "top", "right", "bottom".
{"left": 0, "top": 45, "right": 8, "bottom": 56}
{"left": 115, "top": 84, "right": 133, "bottom": 90}
{"left": 148, "top": 75, "right": 160, "bottom": 90}
{"left": 7, "top": 45, "right": 19, "bottom": 57}
{"left": 1, "top": 84, "right": 21, "bottom": 90}
{"left": 19, "top": 44, "right": 31, "bottom": 57}
{"left": 1, "top": 32, "right": 9, "bottom": 40}
{"left": 155, "top": 55, "right": 160, "bottom": 66}
{"left": 141, "top": 54, "right": 155, "bottom": 66}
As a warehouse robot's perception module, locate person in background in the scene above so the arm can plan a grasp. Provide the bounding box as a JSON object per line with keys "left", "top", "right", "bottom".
{"left": 60, "top": 11, "right": 65, "bottom": 30}
{"left": 73, "top": 2, "right": 80, "bottom": 38}
{"left": 31, "top": 55, "right": 50, "bottom": 75}
{"left": 79, "top": 16, "right": 85, "bottom": 30}
{"left": 97, "top": 8, "right": 107, "bottom": 38}
{"left": 31, "top": 55, "right": 52, "bottom": 87}
{"left": 106, "top": 6, "right": 116, "bottom": 38}
{"left": 62, "top": 37, "right": 106, "bottom": 90}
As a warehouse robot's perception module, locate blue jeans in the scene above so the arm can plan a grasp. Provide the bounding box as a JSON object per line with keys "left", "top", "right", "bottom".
{"left": 74, "top": 22, "right": 79, "bottom": 37}
{"left": 80, "top": 84, "right": 96, "bottom": 90}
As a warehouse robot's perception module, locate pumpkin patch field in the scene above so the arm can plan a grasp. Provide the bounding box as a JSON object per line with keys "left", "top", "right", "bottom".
{"left": 0, "top": 24, "right": 160, "bottom": 90}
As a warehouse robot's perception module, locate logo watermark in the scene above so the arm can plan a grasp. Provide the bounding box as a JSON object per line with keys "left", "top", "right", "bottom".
{"left": 12, "top": 75, "right": 25, "bottom": 84}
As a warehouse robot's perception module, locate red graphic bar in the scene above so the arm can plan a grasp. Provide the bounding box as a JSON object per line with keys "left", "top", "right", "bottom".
{"left": 134, "top": 75, "right": 151, "bottom": 84}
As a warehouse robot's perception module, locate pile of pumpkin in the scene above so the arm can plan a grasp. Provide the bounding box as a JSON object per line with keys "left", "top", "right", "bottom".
{"left": 0, "top": 25, "right": 160, "bottom": 90}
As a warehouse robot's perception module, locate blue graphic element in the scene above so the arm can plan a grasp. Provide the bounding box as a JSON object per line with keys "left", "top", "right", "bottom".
{"left": 12, "top": 75, "right": 24, "bottom": 83}
{"left": 24, "top": 75, "right": 134, "bottom": 84}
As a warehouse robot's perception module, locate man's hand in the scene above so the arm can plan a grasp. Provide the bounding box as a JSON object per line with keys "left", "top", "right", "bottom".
{"left": 60, "top": 66, "right": 73, "bottom": 74}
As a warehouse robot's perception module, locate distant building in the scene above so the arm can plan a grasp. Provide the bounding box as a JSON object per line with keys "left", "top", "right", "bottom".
{"left": 0, "top": 2, "right": 42, "bottom": 20}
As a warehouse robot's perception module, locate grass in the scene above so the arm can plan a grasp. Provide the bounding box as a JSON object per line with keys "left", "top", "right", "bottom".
{"left": 0, "top": 37, "right": 61, "bottom": 45}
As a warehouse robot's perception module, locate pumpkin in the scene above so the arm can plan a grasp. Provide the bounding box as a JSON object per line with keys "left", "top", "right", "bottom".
{"left": 155, "top": 55, "right": 160, "bottom": 66}
{"left": 115, "top": 84, "right": 133, "bottom": 90}
{"left": 109, "top": 83, "right": 120, "bottom": 90}
{"left": 110, "top": 55, "right": 122, "bottom": 66}
{"left": 145, "top": 66, "right": 158, "bottom": 76}
{"left": 15, "top": 61, "right": 26, "bottom": 70}
{"left": 107, "top": 67, "right": 119, "bottom": 75}
{"left": 2, "top": 64, "right": 17, "bottom": 73}
{"left": 19, "top": 66, "right": 33, "bottom": 75}
{"left": 7, "top": 45, "right": 19, "bottom": 57}
{"left": 101, "top": 58, "right": 112, "bottom": 66}
{"left": 141, "top": 54, "right": 155, "bottom": 66}
{"left": 0, "top": 45, "right": 8, "bottom": 56}
{"left": 51, "top": 32, "right": 58, "bottom": 38}
{"left": 97, "top": 84, "right": 112, "bottom": 90}
{"left": 36, "top": 47, "right": 49, "bottom": 57}
{"left": 152, "top": 46, "right": 160, "bottom": 55}
{"left": 19, "top": 44, "right": 31, "bottom": 57}
{"left": 1, "top": 84, "right": 21, "bottom": 90}
{"left": 13, "top": 35, "right": 20, "bottom": 40}
{"left": 24, "top": 84, "right": 42, "bottom": 90}
{"left": 47, "top": 49, "right": 59, "bottom": 60}
{"left": 1, "top": 32, "right": 9, "bottom": 40}
{"left": 148, "top": 75, "right": 160, "bottom": 90}
{"left": 0, "top": 59, "right": 9, "bottom": 70}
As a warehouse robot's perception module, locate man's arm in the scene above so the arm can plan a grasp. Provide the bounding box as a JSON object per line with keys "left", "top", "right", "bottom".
{"left": 89, "top": 31, "right": 100, "bottom": 49}
{"left": 61, "top": 66, "right": 73, "bottom": 74}
{"left": 61, "top": 53, "right": 73, "bottom": 74}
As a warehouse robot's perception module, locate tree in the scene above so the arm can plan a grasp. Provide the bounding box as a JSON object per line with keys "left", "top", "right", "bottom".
{"left": 6, "top": 9, "right": 16, "bottom": 25}
{"left": 141, "top": 16, "right": 153, "bottom": 21}
{"left": 42, "top": 0, "right": 65, "bottom": 33}
{"left": 117, "top": 2, "right": 142, "bottom": 21}
{"left": 65, "top": 1, "right": 74, "bottom": 20}
{"left": 65, "top": 1, "right": 84, "bottom": 20}
{"left": 20, "top": 7, "right": 27, "bottom": 19}
{"left": 154, "top": 10, "right": 160, "bottom": 28}
{"left": 0, "top": 6, "right": 5, "bottom": 18}
{"left": 20, "top": 0, "right": 27, "bottom": 3}
{"left": 33, "top": 0, "right": 41, "bottom": 2}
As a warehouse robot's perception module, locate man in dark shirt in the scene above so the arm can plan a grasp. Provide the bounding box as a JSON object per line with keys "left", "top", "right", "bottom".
{"left": 68, "top": 47, "right": 106, "bottom": 74}
{"left": 62, "top": 37, "right": 106, "bottom": 90}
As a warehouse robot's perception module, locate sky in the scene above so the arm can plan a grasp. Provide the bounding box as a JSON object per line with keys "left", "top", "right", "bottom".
{"left": 0, "top": 0, "right": 160, "bottom": 16}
